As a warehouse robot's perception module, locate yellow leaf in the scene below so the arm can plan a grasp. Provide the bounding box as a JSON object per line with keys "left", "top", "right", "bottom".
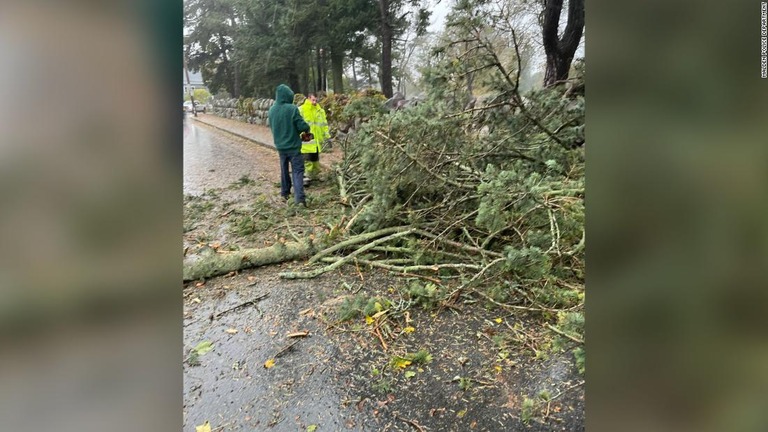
{"left": 264, "top": 359, "right": 275, "bottom": 369}
{"left": 371, "top": 310, "right": 387, "bottom": 319}
{"left": 365, "top": 316, "right": 374, "bottom": 325}
{"left": 393, "top": 358, "right": 412, "bottom": 369}
{"left": 494, "top": 318, "right": 503, "bottom": 324}
{"left": 457, "top": 409, "right": 468, "bottom": 418}
{"left": 225, "top": 328, "right": 238, "bottom": 334}
{"left": 494, "top": 365, "right": 502, "bottom": 374}
{"left": 403, "top": 326, "right": 415, "bottom": 334}
{"left": 196, "top": 421, "right": 212, "bottom": 432}
{"left": 374, "top": 302, "right": 383, "bottom": 312}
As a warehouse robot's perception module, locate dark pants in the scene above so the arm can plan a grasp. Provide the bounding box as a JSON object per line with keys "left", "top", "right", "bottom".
{"left": 279, "top": 150, "right": 305, "bottom": 203}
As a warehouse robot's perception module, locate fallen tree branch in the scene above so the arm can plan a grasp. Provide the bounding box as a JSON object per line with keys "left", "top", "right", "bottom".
{"left": 308, "top": 225, "right": 411, "bottom": 264}
{"left": 414, "top": 229, "right": 503, "bottom": 259}
{"left": 183, "top": 235, "right": 323, "bottom": 281}
{"left": 375, "top": 130, "right": 476, "bottom": 190}
{"left": 280, "top": 229, "right": 416, "bottom": 279}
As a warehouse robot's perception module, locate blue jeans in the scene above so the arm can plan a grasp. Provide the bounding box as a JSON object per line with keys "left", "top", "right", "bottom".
{"left": 279, "top": 150, "right": 305, "bottom": 203}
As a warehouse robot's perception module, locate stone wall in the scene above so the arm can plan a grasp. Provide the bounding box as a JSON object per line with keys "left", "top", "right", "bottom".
{"left": 210, "top": 98, "right": 274, "bottom": 126}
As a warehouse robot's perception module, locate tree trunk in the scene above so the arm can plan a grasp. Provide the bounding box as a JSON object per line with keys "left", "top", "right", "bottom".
{"left": 233, "top": 61, "right": 241, "bottom": 98}
{"left": 330, "top": 48, "right": 344, "bottom": 93}
{"left": 183, "top": 239, "right": 319, "bottom": 281}
{"left": 542, "top": 0, "right": 584, "bottom": 87}
{"left": 378, "top": 0, "right": 393, "bottom": 97}
{"left": 316, "top": 49, "right": 324, "bottom": 92}
{"left": 351, "top": 57, "right": 358, "bottom": 90}
{"left": 366, "top": 61, "right": 373, "bottom": 88}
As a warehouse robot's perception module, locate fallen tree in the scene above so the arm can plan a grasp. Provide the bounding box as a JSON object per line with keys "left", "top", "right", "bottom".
{"left": 184, "top": 0, "right": 584, "bottom": 320}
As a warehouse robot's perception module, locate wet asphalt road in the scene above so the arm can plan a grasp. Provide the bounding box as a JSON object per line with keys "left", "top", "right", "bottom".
{"left": 183, "top": 115, "right": 369, "bottom": 431}
{"left": 183, "top": 114, "right": 280, "bottom": 196}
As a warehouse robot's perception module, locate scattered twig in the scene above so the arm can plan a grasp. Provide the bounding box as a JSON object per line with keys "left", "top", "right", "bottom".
{"left": 471, "top": 289, "right": 548, "bottom": 312}
{"left": 373, "top": 326, "right": 388, "bottom": 351}
{"left": 393, "top": 413, "right": 427, "bottom": 432}
{"left": 545, "top": 323, "right": 584, "bottom": 344}
{"left": 210, "top": 293, "right": 269, "bottom": 321}
{"left": 274, "top": 339, "right": 300, "bottom": 358}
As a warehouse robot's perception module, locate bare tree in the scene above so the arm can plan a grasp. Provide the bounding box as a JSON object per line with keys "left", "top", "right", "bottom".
{"left": 542, "top": 0, "right": 584, "bottom": 86}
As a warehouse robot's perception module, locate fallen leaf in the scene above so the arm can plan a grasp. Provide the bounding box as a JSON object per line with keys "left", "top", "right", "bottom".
{"left": 470, "top": 420, "right": 477, "bottom": 429}
{"left": 264, "top": 359, "right": 276, "bottom": 369}
{"left": 195, "top": 421, "right": 211, "bottom": 432}
{"left": 365, "top": 316, "right": 374, "bottom": 325}
{"left": 225, "top": 328, "right": 238, "bottom": 334}
{"left": 457, "top": 409, "right": 467, "bottom": 418}
{"left": 247, "top": 276, "right": 256, "bottom": 282}
{"left": 195, "top": 281, "right": 205, "bottom": 288}
{"left": 403, "top": 326, "right": 415, "bottom": 334}
{"left": 393, "top": 358, "right": 412, "bottom": 369}
{"left": 371, "top": 310, "right": 387, "bottom": 319}
{"left": 194, "top": 341, "right": 214, "bottom": 355}
{"left": 494, "top": 317, "right": 503, "bottom": 324}
{"left": 306, "top": 425, "right": 317, "bottom": 432}
{"left": 192, "top": 297, "right": 201, "bottom": 304}
{"left": 494, "top": 365, "right": 502, "bottom": 374}
{"left": 404, "top": 371, "right": 416, "bottom": 379}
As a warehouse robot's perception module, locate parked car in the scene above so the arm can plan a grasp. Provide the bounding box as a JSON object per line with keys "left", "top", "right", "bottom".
{"left": 183, "top": 101, "right": 206, "bottom": 113}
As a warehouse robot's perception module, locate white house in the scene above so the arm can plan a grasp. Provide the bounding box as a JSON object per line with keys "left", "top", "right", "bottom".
{"left": 183, "top": 69, "right": 208, "bottom": 94}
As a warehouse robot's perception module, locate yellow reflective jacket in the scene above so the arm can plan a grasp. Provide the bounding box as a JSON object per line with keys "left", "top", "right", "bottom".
{"left": 298, "top": 99, "right": 329, "bottom": 154}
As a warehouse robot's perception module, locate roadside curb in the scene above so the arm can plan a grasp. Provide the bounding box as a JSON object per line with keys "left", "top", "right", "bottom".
{"left": 192, "top": 115, "right": 277, "bottom": 152}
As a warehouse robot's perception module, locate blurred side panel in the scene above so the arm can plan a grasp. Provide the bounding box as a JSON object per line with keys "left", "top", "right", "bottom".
{"left": 588, "top": 0, "right": 768, "bottom": 431}
{"left": 0, "top": 1, "right": 182, "bottom": 431}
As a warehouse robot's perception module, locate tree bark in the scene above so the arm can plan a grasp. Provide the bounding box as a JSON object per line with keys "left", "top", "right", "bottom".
{"left": 378, "top": 0, "right": 393, "bottom": 97}
{"left": 316, "top": 48, "right": 325, "bottom": 92}
{"left": 542, "top": 0, "right": 584, "bottom": 87}
{"left": 330, "top": 48, "right": 345, "bottom": 93}
{"left": 183, "top": 239, "right": 319, "bottom": 281}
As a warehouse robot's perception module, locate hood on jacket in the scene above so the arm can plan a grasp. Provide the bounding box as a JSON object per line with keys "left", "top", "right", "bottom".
{"left": 275, "top": 84, "right": 295, "bottom": 104}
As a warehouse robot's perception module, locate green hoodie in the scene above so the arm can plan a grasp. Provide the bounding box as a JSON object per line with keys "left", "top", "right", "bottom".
{"left": 268, "top": 84, "right": 310, "bottom": 153}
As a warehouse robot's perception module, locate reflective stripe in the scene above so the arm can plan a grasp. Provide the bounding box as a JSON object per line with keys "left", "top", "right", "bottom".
{"left": 301, "top": 142, "right": 319, "bottom": 153}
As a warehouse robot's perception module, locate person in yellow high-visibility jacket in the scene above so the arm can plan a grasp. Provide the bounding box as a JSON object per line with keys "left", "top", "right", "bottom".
{"left": 298, "top": 93, "right": 329, "bottom": 185}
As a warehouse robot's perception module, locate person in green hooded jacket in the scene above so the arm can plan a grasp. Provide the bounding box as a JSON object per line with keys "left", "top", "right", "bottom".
{"left": 268, "top": 84, "right": 311, "bottom": 206}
